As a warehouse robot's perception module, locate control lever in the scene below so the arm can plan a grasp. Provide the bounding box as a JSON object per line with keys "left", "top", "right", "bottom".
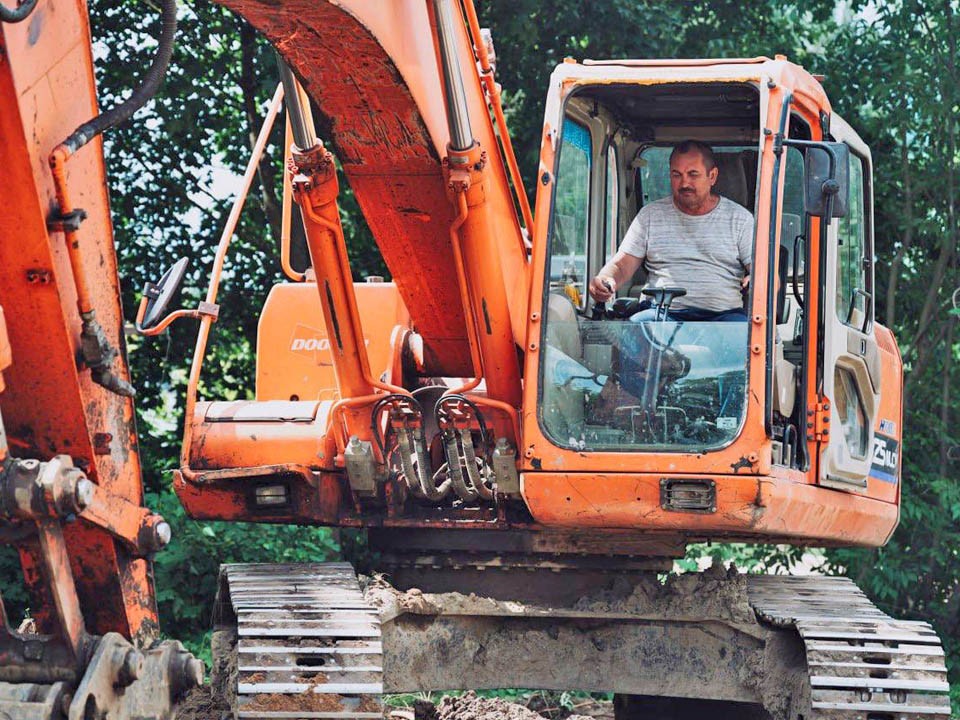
{"left": 591, "top": 278, "right": 623, "bottom": 320}
{"left": 641, "top": 287, "right": 687, "bottom": 321}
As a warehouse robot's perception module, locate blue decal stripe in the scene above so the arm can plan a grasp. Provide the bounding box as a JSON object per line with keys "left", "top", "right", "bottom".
{"left": 869, "top": 468, "right": 897, "bottom": 484}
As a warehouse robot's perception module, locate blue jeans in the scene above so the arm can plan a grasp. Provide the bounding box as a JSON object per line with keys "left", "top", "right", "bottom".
{"left": 619, "top": 304, "right": 746, "bottom": 399}
{"left": 628, "top": 305, "right": 748, "bottom": 323}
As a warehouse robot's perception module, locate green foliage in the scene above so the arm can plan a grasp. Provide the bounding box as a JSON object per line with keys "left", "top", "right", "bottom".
{"left": 0, "top": 545, "right": 28, "bottom": 624}
{"left": 676, "top": 542, "right": 816, "bottom": 575}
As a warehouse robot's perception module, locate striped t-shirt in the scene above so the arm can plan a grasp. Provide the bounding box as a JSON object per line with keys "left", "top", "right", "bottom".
{"left": 620, "top": 196, "right": 754, "bottom": 312}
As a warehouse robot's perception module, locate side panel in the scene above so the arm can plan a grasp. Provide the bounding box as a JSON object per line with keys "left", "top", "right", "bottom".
{"left": 520, "top": 472, "right": 897, "bottom": 545}
{"left": 256, "top": 281, "right": 410, "bottom": 401}
{"left": 0, "top": 0, "right": 157, "bottom": 639}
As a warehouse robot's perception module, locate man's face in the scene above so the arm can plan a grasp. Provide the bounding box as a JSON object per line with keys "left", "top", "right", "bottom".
{"left": 670, "top": 150, "right": 718, "bottom": 214}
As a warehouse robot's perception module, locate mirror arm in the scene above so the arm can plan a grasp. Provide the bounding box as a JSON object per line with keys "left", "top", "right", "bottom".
{"left": 135, "top": 297, "right": 219, "bottom": 336}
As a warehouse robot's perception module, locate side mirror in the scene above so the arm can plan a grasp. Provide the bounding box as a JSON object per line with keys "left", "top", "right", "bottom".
{"left": 804, "top": 143, "right": 849, "bottom": 218}
{"left": 137, "top": 258, "right": 189, "bottom": 333}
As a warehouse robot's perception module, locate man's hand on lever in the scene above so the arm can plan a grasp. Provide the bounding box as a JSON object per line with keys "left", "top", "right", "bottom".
{"left": 589, "top": 275, "right": 617, "bottom": 303}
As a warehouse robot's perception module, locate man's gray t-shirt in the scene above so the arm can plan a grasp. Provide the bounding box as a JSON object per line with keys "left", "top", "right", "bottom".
{"left": 620, "top": 196, "right": 754, "bottom": 312}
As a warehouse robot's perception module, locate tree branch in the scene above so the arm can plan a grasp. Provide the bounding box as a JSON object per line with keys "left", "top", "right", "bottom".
{"left": 885, "top": 129, "right": 914, "bottom": 327}
{"left": 239, "top": 21, "right": 282, "bottom": 244}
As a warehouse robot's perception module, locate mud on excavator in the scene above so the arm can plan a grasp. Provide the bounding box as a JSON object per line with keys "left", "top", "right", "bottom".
{"left": 0, "top": 0, "right": 952, "bottom": 718}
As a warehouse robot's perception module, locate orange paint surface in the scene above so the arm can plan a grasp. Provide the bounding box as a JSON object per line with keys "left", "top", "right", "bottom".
{"left": 521, "top": 472, "right": 896, "bottom": 546}
{"left": 1, "top": 0, "right": 156, "bottom": 640}
{"left": 257, "top": 281, "right": 410, "bottom": 401}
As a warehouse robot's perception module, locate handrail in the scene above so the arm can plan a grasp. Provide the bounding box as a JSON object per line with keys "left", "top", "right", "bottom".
{"left": 180, "top": 83, "right": 285, "bottom": 478}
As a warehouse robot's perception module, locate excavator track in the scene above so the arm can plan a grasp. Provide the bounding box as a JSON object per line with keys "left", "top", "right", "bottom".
{"left": 215, "top": 561, "right": 950, "bottom": 720}
{"left": 747, "top": 575, "right": 951, "bottom": 719}
{"left": 216, "top": 563, "right": 383, "bottom": 720}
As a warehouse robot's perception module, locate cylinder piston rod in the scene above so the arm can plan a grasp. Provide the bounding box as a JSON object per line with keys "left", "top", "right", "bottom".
{"left": 277, "top": 55, "right": 319, "bottom": 151}
{"left": 432, "top": 0, "right": 474, "bottom": 152}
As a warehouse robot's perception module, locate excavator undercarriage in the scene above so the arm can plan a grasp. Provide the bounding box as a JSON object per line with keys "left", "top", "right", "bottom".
{"left": 211, "top": 552, "right": 951, "bottom": 720}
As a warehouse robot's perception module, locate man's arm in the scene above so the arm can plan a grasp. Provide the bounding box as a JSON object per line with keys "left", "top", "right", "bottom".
{"left": 589, "top": 250, "right": 643, "bottom": 302}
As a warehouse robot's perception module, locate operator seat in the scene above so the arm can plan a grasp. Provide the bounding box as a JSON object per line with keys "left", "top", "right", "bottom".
{"left": 546, "top": 293, "right": 582, "bottom": 359}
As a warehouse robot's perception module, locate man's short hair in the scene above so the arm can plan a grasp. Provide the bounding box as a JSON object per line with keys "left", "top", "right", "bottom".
{"left": 670, "top": 140, "right": 717, "bottom": 172}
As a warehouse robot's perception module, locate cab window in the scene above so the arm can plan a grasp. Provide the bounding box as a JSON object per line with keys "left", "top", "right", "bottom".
{"left": 550, "top": 118, "right": 592, "bottom": 307}
{"left": 836, "top": 155, "right": 868, "bottom": 328}
{"left": 604, "top": 143, "right": 619, "bottom": 261}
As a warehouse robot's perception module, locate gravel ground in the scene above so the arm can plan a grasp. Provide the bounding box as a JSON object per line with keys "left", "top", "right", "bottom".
{"left": 176, "top": 689, "right": 614, "bottom": 720}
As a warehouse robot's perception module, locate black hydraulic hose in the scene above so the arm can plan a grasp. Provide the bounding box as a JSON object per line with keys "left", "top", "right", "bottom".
{"left": 0, "top": 0, "right": 38, "bottom": 23}
{"left": 56, "top": 0, "right": 176, "bottom": 157}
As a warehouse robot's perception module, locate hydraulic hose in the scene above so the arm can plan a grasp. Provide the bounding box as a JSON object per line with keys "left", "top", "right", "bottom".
{"left": 44, "top": 0, "right": 175, "bottom": 398}
{"left": 54, "top": 0, "right": 177, "bottom": 158}
{"left": 0, "top": 0, "right": 37, "bottom": 23}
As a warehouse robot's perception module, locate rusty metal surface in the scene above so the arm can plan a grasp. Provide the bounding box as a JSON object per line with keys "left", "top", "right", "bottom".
{"left": 0, "top": 0, "right": 157, "bottom": 641}
{"left": 64, "top": 633, "right": 202, "bottom": 720}
{"left": 0, "top": 681, "right": 70, "bottom": 720}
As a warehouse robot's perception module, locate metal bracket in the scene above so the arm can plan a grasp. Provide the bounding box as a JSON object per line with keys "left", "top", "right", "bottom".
{"left": 197, "top": 301, "right": 220, "bottom": 321}
{"left": 491, "top": 438, "right": 519, "bottom": 495}
{"left": 344, "top": 436, "right": 378, "bottom": 498}
{"left": 66, "top": 634, "right": 202, "bottom": 720}
{"left": 807, "top": 400, "right": 831, "bottom": 442}
{"left": 46, "top": 208, "right": 88, "bottom": 234}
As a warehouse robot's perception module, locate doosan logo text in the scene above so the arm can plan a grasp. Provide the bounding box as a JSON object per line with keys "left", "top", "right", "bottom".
{"left": 291, "top": 337, "right": 331, "bottom": 352}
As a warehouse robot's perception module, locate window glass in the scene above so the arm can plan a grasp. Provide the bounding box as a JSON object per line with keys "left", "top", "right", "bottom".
{"left": 637, "top": 145, "right": 760, "bottom": 212}
{"left": 549, "top": 118, "right": 592, "bottom": 307}
{"left": 836, "top": 155, "right": 867, "bottom": 326}
{"left": 540, "top": 136, "right": 753, "bottom": 454}
{"left": 834, "top": 367, "right": 868, "bottom": 458}
{"left": 781, "top": 147, "right": 805, "bottom": 279}
{"left": 541, "top": 319, "right": 749, "bottom": 451}
{"left": 605, "top": 144, "right": 619, "bottom": 261}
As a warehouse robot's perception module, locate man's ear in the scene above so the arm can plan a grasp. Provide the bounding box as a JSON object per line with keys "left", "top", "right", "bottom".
{"left": 708, "top": 166, "right": 719, "bottom": 185}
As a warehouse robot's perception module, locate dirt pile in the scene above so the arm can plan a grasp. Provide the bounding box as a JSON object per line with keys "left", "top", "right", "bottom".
{"left": 173, "top": 686, "right": 231, "bottom": 720}
{"left": 443, "top": 692, "right": 597, "bottom": 720}
{"left": 388, "top": 692, "right": 600, "bottom": 720}
{"left": 573, "top": 560, "right": 755, "bottom": 623}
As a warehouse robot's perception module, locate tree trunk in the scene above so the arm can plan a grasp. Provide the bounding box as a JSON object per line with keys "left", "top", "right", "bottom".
{"left": 239, "top": 21, "right": 283, "bottom": 244}
{"left": 885, "top": 131, "right": 913, "bottom": 328}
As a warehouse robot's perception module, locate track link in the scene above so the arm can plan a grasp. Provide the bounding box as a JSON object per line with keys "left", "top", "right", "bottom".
{"left": 217, "top": 563, "right": 383, "bottom": 720}
{"left": 747, "top": 575, "right": 951, "bottom": 719}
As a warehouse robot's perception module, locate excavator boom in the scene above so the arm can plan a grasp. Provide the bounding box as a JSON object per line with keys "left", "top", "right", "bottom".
{"left": 0, "top": 2, "right": 201, "bottom": 717}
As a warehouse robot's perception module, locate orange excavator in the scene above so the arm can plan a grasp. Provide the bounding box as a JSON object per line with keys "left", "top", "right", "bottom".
{"left": 0, "top": 0, "right": 202, "bottom": 717}
{"left": 1, "top": 0, "right": 951, "bottom": 718}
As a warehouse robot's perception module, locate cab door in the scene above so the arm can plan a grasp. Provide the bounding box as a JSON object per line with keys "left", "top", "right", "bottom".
{"left": 818, "top": 116, "right": 881, "bottom": 490}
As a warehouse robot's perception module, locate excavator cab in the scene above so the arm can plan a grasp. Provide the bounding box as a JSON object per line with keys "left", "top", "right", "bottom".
{"left": 522, "top": 58, "right": 902, "bottom": 544}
